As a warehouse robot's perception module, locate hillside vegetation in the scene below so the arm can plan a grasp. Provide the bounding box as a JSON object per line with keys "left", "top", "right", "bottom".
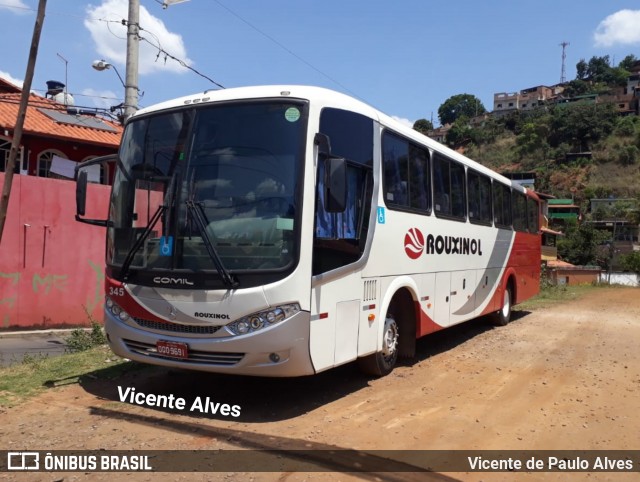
{"left": 427, "top": 54, "right": 640, "bottom": 207}
{"left": 464, "top": 108, "right": 640, "bottom": 204}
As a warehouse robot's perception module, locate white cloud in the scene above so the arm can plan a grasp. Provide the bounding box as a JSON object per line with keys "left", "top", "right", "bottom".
{"left": 84, "top": 0, "right": 192, "bottom": 75}
{"left": 594, "top": 9, "right": 640, "bottom": 47}
{"left": 0, "top": 71, "right": 23, "bottom": 88}
{"left": 0, "top": 0, "right": 30, "bottom": 14}
{"left": 391, "top": 116, "right": 414, "bottom": 129}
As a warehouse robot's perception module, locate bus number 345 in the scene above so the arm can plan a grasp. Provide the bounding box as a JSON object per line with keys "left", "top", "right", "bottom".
{"left": 109, "top": 287, "right": 125, "bottom": 297}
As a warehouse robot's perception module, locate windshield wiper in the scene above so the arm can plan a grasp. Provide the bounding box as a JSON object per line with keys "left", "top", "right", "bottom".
{"left": 119, "top": 167, "right": 179, "bottom": 281}
{"left": 186, "top": 200, "right": 239, "bottom": 289}
{"left": 120, "top": 205, "right": 165, "bottom": 281}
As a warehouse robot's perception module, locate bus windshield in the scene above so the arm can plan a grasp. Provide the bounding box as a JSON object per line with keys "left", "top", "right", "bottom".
{"left": 107, "top": 101, "right": 307, "bottom": 286}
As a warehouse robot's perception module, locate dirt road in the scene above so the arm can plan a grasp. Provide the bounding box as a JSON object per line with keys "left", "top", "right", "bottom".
{"left": 2, "top": 287, "right": 640, "bottom": 481}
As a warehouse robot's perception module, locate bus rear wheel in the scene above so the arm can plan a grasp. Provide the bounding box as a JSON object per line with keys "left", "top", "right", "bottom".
{"left": 358, "top": 315, "right": 399, "bottom": 377}
{"left": 492, "top": 285, "right": 512, "bottom": 326}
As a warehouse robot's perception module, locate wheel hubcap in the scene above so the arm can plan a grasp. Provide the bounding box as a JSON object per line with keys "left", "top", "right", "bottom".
{"left": 381, "top": 317, "right": 399, "bottom": 360}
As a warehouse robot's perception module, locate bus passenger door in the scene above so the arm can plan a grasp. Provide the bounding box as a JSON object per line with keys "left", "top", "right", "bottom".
{"left": 434, "top": 272, "right": 451, "bottom": 327}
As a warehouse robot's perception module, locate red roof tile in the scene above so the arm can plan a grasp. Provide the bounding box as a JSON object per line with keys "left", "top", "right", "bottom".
{"left": 0, "top": 92, "right": 122, "bottom": 147}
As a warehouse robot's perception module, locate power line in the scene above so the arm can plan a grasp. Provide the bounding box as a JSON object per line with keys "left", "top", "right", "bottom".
{"left": 138, "top": 25, "right": 225, "bottom": 89}
{"left": 212, "top": 0, "right": 362, "bottom": 100}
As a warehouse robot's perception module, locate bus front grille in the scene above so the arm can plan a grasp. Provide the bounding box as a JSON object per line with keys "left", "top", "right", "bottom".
{"left": 122, "top": 338, "right": 244, "bottom": 365}
{"left": 132, "top": 317, "right": 223, "bottom": 336}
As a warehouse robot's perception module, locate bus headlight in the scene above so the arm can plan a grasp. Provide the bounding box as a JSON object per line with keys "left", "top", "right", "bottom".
{"left": 105, "top": 296, "right": 131, "bottom": 322}
{"left": 227, "top": 303, "right": 300, "bottom": 336}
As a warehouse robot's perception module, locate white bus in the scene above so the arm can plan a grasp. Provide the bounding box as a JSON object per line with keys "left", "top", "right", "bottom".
{"left": 76, "top": 85, "right": 541, "bottom": 377}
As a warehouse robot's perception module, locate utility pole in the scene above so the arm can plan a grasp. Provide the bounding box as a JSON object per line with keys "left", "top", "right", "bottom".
{"left": 560, "top": 41, "right": 570, "bottom": 84}
{"left": 0, "top": 0, "right": 47, "bottom": 243}
{"left": 124, "top": 0, "right": 140, "bottom": 120}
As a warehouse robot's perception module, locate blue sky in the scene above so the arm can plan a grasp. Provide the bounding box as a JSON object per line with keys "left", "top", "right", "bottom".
{"left": 1, "top": 0, "right": 640, "bottom": 127}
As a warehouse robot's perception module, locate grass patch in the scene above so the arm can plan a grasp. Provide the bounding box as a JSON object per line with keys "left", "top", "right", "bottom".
{"left": 515, "top": 283, "right": 600, "bottom": 311}
{"left": 64, "top": 321, "right": 108, "bottom": 353}
{"left": 0, "top": 345, "right": 144, "bottom": 409}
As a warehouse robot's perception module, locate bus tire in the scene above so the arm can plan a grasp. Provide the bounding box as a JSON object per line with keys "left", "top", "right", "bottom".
{"left": 358, "top": 315, "right": 399, "bottom": 377}
{"left": 492, "top": 284, "right": 512, "bottom": 326}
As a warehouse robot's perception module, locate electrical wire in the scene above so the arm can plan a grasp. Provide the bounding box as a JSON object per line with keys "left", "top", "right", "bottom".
{"left": 211, "top": 0, "right": 362, "bottom": 100}
{"left": 138, "top": 34, "right": 225, "bottom": 89}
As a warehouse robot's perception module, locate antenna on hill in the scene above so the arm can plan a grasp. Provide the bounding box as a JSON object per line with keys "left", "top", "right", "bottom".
{"left": 559, "top": 41, "right": 570, "bottom": 84}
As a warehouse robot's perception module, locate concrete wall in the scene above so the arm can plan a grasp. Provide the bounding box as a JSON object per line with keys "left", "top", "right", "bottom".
{"left": 599, "top": 272, "right": 640, "bottom": 287}
{"left": 0, "top": 173, "right": 110, "bottom": 329}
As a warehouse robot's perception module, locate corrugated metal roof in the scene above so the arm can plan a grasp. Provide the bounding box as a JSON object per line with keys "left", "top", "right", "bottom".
{"left": 0, "top": 93, "right": 122, "bottom": 147}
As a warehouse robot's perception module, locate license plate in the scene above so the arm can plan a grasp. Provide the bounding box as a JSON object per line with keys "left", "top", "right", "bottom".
{"left": 156, "top": 340, "right": 188, "bottom": 359}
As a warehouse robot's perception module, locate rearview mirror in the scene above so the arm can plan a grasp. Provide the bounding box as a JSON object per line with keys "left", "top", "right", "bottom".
{"left": 74, "top": 154, "right": 117, "bottom": 227}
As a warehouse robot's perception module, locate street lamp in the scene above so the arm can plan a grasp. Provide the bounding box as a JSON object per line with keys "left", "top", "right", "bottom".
{"left": 91, "top": 60, "right": 126, "bottom": 89}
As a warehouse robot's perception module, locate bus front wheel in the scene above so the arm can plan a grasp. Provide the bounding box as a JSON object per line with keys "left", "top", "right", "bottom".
{"left": 358, "top": 315, "right": 399, "bottom": 377}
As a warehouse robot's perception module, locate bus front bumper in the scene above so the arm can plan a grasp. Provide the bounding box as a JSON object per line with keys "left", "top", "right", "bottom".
{"left": 104, "top": 310, "right": 315, "bottom": 377}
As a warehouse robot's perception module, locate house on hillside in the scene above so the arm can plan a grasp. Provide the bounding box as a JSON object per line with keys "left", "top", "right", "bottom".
{"left": 492, "top": 85, "right": 564, "bottom": 116}
{"left": 547, "top": 198, "right": 580, "bottom": 227}
{"left": 0, "top": 77, "right": 122, "bottom": 181}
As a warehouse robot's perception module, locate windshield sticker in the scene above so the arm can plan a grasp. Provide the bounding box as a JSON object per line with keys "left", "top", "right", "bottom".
{"left": 284, "top": 107, "right": 301, "bottom": 123}
{"left": 160, "top": 236, "right": 174, "bottom": 256}
{"left": 276, "top": 218, "right": 294, "bottom": 231}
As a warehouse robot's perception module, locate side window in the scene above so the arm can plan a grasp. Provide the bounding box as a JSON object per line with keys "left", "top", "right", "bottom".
{"left": 382, "top": 131, "right": 430, "bottom": 213}
{"left": 450, "top": 162, "right": 466, "bottom": 218}
{"left": 493, "top": 182, "right": 512, "bottom": 228}
{"left": 409, "top": 145, "right": 430, "bottom": 211}
{"left": 468, "top": 170, "right": 492, "bottom": 225}
{"left": 527, "top": 197, "right": 539, "bottom": 233}
{"left": 0, "top": 138, "right": 21, "bottom": 173}
{"left": 383, "top": 132, "right": 408, "bottom": 207}
{"left": 314, "top": 108, "right": 373, "bottom": 275}
{"left": 512, "top": 191, "right": 528, "bottom": 232}
{"left": 434, "top": 154, "right": 466, "bottom": 220}
{"left": 319, "top": 108, "right": 373, "bottom": 165}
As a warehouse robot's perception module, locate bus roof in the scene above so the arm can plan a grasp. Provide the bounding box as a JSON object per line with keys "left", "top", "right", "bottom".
{"left": 133, "top": 85, "right": 522, "bottom": 193}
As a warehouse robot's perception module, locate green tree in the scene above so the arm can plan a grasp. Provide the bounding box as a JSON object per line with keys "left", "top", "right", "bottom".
{"left": 557, "top": 221, "right": 610, "bottom": 267}
{"left": 445, "top": 115, "right": 472, "bottom": 148}
{"left": 549, "top": 102, "right": 617, "bottom": 151}
{"left": 516, "top": 122, "right": 550, "bottom": 159}
{"left": 618, "top": 54, "right": 638, "bottom": 72}
{"left": 576, "top": 59, "right": 588, "bottom": 80}
{"left": 617, "top": 145, "right": 639, "bottom": 166}
{"left": 562, "top": 79, "right": 591, "bottom": 98}
{"left": 438, "top": 94, "right": 486, "bottom": 126}
{"left": 413, "top": 118, "right": 433, "bottom": 135}
{"left": 576, "top": 55, "right": 629, "bottom": 86}
{"left": 619, "top": 251, "right": 640, "bottom": 274}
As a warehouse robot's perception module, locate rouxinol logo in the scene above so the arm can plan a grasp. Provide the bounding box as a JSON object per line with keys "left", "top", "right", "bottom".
{"left": 404, "top": 228, "right": 483, "bottom": 259}
{"left": 404, "top": 228, "right": 425, "bottom": 259}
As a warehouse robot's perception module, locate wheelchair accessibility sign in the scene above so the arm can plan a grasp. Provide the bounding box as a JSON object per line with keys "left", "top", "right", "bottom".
{"left": 160, "top": 236, "right": 174, "bottom": 256}
{"left": 377, "top": 207, "right": 386, "bottom": 224}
